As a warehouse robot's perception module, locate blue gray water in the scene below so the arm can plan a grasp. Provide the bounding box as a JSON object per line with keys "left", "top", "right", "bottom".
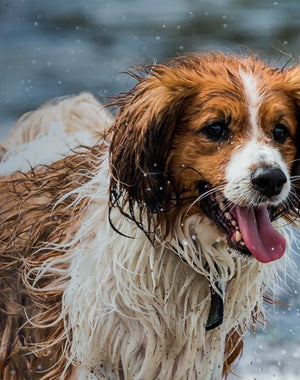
{"left": 1, "top": 1, "right": 300, "bottom": 378}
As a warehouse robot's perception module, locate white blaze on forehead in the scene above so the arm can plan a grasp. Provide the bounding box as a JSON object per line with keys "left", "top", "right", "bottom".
{"left": 223, "top": 69, "right": 290, "bottom": 206}
{"left": 239, "top": 69, "right": 263, "bottom": 138}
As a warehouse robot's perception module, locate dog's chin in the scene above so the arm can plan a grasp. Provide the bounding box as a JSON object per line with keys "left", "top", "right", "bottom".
{"left": 197, "top": 182, "right": 287, "bottom": 263}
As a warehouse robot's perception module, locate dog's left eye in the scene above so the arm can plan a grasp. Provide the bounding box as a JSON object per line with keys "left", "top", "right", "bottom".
{"left": 202, "top": 123, "right": 228, "bottom": 142}
{"left": 273, "top": 124, "right": 290, "bottom": 144}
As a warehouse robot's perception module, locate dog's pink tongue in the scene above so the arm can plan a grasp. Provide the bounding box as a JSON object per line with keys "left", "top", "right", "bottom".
{"left": 234, "top": 205, "right": 285, "bottom": 263}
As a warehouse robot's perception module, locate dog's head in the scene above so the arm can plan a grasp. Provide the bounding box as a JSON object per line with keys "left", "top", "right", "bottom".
{"left": 109, "top": 53, "right": 300, "bottom": 264}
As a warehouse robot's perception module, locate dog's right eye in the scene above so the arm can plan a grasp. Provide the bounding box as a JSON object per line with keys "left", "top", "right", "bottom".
{"left": 273, "top": 123, "right": 290, "bottom": 144}
{"left": 202, "top": 122, "right": 228, "bottom": 142}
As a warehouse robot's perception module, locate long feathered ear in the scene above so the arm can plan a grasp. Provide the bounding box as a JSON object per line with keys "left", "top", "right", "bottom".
{"left": 283, "top": 65, "right": 300, "bottom": 220}
{"left": 285, "top": 67, "right": 300, "bottom": 189}
{"left": 109, "top": 65, "right": 196, "bottom": 234}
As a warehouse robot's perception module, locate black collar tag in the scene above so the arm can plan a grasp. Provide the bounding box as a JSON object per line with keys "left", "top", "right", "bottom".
{"left": 205, "top": 282, "right": 224, "bottom": 331}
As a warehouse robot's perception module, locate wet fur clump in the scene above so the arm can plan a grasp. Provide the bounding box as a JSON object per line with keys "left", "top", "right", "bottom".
{"left": 0, "top": 146, "right": 105, "bottom": 379}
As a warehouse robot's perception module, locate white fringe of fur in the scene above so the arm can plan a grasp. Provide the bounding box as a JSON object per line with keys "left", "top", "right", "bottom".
{"left": 8, "top": 93, "right": 293, "bottom": 380}
{"left": 29, "top": 152, "right": 291, "bottom": 380}
{"left": 0, "top": 93, "right": 113, "bottom": 176}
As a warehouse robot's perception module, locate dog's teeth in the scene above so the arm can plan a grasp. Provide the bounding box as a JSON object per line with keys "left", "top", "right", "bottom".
{"left": 231, "top": 220, "right": 237, "bottom": 226}
{"left": 219, "top": 201, "right": 225, "bottom": 210}
{"left": 215, "top": 192, "right": 222, "bottom": 203}
{"left": 235, "top": 231, "right": 242, "bottom": 242}
{"left": 224, "top": 212, "right": 232, "bottom": 220}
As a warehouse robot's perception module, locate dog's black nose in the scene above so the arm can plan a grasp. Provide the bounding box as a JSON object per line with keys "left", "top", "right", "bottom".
{"left": 251, "top": 167, "right": 287, "bottom": 198}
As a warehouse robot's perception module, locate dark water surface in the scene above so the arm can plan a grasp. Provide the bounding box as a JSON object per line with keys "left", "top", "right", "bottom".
{"left": 1, "top": 0, "right": 300, "bottom": 132}
{"left": 1, "top": 1, "right": 300, "bottom": 378}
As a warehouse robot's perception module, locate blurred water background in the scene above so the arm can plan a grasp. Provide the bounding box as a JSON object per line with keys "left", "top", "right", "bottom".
{"left": 1, "top": 0, "right": 300, "bottom": 378}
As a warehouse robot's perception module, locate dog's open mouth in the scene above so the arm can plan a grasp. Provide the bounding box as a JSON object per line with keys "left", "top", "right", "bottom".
{"left": 198, "top": 183, "right": 286, "bottom": 263}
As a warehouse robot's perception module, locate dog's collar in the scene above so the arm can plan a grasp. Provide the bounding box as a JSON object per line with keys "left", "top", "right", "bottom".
{"left": 205, "top": 281, "right": 225, "bottom": 331}
{"left": 204, "top": 262, "right": 225, "bottom": 331}
{"left": 171, "top": 244, "right": 225, "bottom": 331}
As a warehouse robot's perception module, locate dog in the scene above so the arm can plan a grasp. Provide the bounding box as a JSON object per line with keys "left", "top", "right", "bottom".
{"left": 0, "top": 53, "right": 299, "bottom": 379}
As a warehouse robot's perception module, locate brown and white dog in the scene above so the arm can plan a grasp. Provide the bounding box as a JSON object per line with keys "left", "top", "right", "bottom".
{"left": 0, "top": 53, "right": 300, "bottom": 379}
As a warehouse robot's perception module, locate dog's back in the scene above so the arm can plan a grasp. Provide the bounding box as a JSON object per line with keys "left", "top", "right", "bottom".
{"left": 0, "top": 94, "right": 111, "bottom": 379}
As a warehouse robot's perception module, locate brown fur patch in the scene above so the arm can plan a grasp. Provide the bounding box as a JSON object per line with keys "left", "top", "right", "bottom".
{"left": 223, "top": 328, "right": 244, "bottom": 378}
{"left": 0, "top": 145, "right": 104, "bottom": 379}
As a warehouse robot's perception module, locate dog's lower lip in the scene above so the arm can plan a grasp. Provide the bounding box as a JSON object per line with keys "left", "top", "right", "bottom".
{"left": 198, "top": 183, "right": 251, "bottom": 255}
{"left": 200, "top": 184, "right": 246, "bottom": 249}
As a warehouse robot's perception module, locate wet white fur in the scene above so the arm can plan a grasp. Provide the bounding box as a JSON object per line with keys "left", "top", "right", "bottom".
{"left": 60, "top": 154, "right": 278, "bottom": 379}
{"left": 0, "top": 93, "right": 113, "bottom": 176}
{"left": 0, "top": 126, "right": 94, "bottom": 176}
{"left": 224, "top": 140, "right": 290, "bottom": 207}
{"left": 238, "top": 70, "right": 262, "bottom": 139}
{"left": 2, "top": 93, "right": 289, "bottom": 379}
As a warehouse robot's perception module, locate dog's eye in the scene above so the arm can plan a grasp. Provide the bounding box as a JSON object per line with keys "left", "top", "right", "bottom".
{"left": 202, "top": 123, "right": 228, "bottom": 142}
{"left": 273, "top": 124, "right": 290, "bottom": 144}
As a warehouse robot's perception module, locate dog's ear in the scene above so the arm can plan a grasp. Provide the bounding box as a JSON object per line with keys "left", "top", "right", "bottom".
{"left": 109, "top": 65, "right": 195, "bottom": 225}
{"left": 285, "top": 67, "right": 300, "bottom": 190}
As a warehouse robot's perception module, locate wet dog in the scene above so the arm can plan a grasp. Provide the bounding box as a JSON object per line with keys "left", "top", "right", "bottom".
{"left": 0, "top": 53, "right": 299, "bottom": 379}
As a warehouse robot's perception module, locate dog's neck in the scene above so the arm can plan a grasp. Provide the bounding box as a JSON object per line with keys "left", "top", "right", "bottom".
{"left": 59, "top": 158, "right": 273, "bottom": 379}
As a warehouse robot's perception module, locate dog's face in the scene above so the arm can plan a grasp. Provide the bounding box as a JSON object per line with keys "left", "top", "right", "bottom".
{"left": 110, "top": 54, "right": 300, "bottom": 264}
